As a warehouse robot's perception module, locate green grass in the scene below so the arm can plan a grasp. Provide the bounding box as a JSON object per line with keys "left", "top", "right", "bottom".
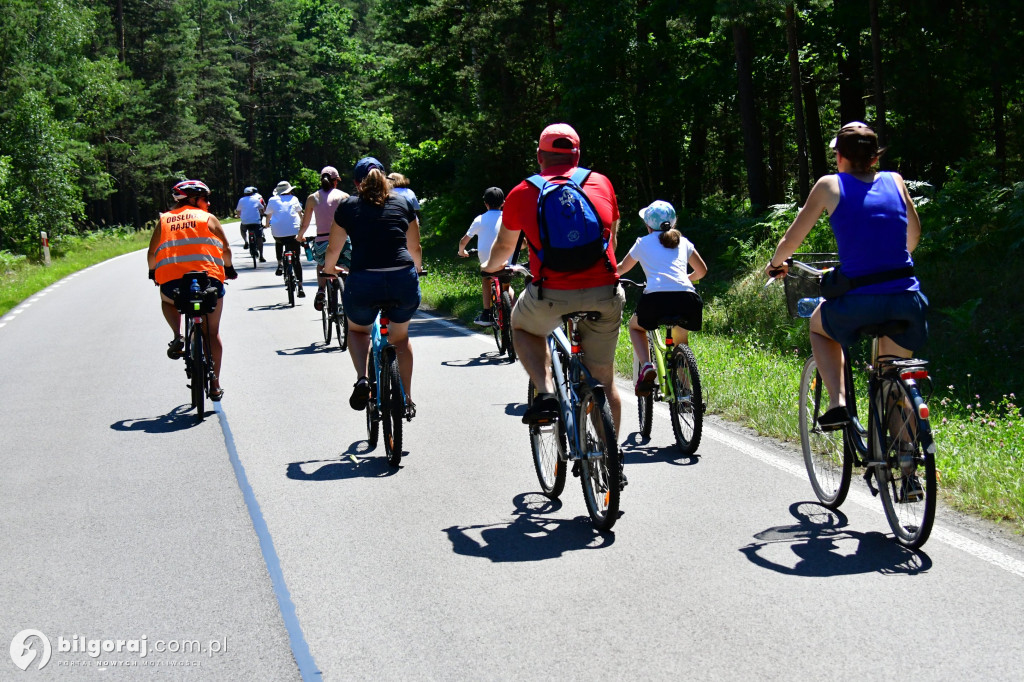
{"left": 419, "top": 251, "right": 1024, "bottom": 532}
{"left": 0, "top": 228, "right": 151, "bottom": 316}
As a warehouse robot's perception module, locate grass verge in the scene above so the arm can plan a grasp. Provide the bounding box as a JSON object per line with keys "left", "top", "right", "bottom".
{"left": 0, "top": 229, "right": 151, "bottom": 317}
{"left": 419, "top": 253, "right": 1024, "bottom": 532}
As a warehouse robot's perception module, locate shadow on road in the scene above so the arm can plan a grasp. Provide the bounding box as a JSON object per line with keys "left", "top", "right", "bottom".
{"left": 287, "top": 442, "right": 398, "bottom": 480}
{"left": 504, "top": 402, "right": 528, "bottom": 418}
{"left": 248, "top": 303, "right": 295, "bottom": 311}
{"left": 110, "top": 405, "right": 202, "bottom": 433}
{"left": 441, "top": 351, "right": 511, "bottom": 368}
{"left": 443, "top": 493, "right": 614, "bottom": 562}
{"left": 620, "top": 433, "right": 699, "bottom": 466}
{"left": 740, "top": 502, "right": 932, "bottom": 577}
{"left": 276, "top": 342, "right": 332, "bottom": 356}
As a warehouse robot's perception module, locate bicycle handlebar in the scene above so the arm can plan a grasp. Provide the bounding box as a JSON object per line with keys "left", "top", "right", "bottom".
{"left": 619, "top": 278, "right": 647, "bottom": 289}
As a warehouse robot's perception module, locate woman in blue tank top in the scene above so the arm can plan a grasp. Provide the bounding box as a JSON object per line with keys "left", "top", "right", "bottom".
{"left": 765, "top": 122, "right": 929, "bottom": 428}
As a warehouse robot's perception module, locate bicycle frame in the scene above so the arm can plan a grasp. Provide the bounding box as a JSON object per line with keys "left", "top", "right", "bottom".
{"left": 370, "top": 312, "right": 406, "bottom": 412}
{"left": 645, "top": 328, "right": 678, "bottom": 403}
{"left": 547, "top": 323, "right": 602, "bottom": 460}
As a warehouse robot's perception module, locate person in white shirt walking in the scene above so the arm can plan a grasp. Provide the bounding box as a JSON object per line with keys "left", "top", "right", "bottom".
{"left": 616, "top": 200, "right": 707, "bottom": 396}
{"left": 458, "top": 186, "right": 511, "bottom": 326}
{"left": 265, "top": 180, "right": 306, "bottom": 297}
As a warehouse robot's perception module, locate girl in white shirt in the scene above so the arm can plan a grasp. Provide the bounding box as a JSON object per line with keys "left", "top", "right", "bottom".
{"left": 616, "top": 200, "right": 708, "bottom": 396}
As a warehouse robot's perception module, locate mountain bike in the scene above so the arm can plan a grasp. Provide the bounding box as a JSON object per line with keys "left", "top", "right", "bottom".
{"left": 170, "top": 271, "right": 219, "bottom": 422}
{"left": 772, "top": 256, "right": 937, "bottom": 549}
{"left": 620, "top": 279, "right": 704, "bottom": 455}
{"left": 467, "top": 249, "right": 526, "bottom": 361}
{"left": 321, "top": 272, "right": 348, "bottom": 351}
{"left": 527, "top": 312, "right": 622, "bottom": 530}
{"left": 244, "top": 224, "right": 264, "bottom": 268}
{"left": 363, "top": 268, "right": 427, "bottom": 466}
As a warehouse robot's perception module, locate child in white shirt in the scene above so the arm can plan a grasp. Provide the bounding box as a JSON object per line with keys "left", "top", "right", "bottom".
{"left": 616, "top": 200, "right": 708, "bottom": 396}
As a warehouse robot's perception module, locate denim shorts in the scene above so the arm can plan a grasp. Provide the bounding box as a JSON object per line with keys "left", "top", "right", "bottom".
{"left": 312, "top": 238, "right": 352, "bottom": 269}
{"left": 821, "top": 290, "right": 929, "bottom": 350}
{"left": 343, "top": 266, "right": 421, "bottom": 325}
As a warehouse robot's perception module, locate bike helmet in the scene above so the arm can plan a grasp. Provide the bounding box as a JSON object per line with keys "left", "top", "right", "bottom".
{"left": 172, "top": 179, "right": 211, "bottom": 201}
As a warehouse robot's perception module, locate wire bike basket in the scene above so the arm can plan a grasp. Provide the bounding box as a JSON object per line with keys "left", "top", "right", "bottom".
{"left": 782, "top": 253, "right": 839, "bottom": 318}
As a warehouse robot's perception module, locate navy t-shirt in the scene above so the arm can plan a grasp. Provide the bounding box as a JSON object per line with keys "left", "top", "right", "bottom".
{"left": 334, "top": 193, "right": 416, "bottom": 271}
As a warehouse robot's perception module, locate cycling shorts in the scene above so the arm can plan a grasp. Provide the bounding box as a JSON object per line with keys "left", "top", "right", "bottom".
{"left": 343, "top": 266, "right": 421, "bottom": 326}
{"left": 821, "top": 290, "right": 929, "bottom": 351}
{"left": 312, "top": 238, "right": 352, "bottom": 269}
{"left": 512, "top": 282, "right": 625, "bottom": 365}
{"left": 634, "top": 290, "right": 703, "bottom": 332}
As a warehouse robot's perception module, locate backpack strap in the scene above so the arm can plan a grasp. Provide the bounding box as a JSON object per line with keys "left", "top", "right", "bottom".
{"left": 526, "top": 174, "right": 546, "bottom": 190}
{"left": 569, "top": 167, "right": 592, "bottom": 185}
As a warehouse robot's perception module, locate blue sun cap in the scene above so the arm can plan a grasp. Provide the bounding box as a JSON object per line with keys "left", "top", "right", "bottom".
{"left": 638, "top": 200, "right": 677, "bottom": 231}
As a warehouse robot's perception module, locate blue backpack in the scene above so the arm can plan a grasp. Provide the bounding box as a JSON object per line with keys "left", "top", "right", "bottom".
{"left": 525, "top": 167, "right": 611, "bottom": 275}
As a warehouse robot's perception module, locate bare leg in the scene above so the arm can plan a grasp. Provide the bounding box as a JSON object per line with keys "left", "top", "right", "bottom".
{"left": 628, "top": 314, "right": 650, "bottom": 365}
{"left": 203, "top": 299, "right": 225, "bottom": 391}
{"left": 386, "top": 321, "right": 414, "bottom": 401}
{"left": 512, "top": 327, "right": 554, "bottom": 393}
{"left": 583, "top": 360, "right": 621, "bottom": 435}
{"left": 348, "top": 322, "right": 372, "bottom": 380}
{"left": 809, "top": 306, "right": 845, "bottom": 410}
{"left": 160, "top": 298, "right": 181, "bottom": 337}
{"left": 481, "top": 279, "right": 491, "bottom": 310}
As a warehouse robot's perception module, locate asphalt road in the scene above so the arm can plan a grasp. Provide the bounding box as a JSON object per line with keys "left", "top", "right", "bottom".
{"left": 2, "top": 241, "right": 1023, "bottom": 681}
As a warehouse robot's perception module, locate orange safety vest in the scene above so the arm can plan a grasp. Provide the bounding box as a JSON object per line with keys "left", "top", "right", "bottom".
{"left": 153, "top": 206, "right": 226, "bottom": 285}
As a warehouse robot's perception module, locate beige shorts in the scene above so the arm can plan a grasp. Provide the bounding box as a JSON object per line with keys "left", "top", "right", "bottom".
{"left": 512, "top": 283, "right": 625, "bottom": 366}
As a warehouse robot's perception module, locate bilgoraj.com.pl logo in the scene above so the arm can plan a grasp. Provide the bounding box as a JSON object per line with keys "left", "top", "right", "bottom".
{"left": 10, "top": 630, "right": 52, "bottom": 671}
{"left": 10, "top": 629, "right": 227, "bottom": 671}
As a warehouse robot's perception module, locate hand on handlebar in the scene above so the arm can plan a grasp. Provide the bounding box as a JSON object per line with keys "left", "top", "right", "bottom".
{"left": 765, "top": 258, "right": 790, "bottom": 279}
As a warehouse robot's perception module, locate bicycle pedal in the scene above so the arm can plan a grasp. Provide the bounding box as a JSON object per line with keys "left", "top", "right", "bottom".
{"left": 571, "top": 461, "right": 581, "bottom": 477}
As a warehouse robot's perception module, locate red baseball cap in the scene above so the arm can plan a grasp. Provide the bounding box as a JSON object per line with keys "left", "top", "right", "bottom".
{"left": 538, "top": 123, "right": 580, "bottom": 154}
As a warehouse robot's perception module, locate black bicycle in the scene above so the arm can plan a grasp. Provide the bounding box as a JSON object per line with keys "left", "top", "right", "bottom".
{"left": 171, "top": 271, "right": 219, "bottom": 421}
{"left": 281, "top": 245, "right": 298, "bottom": 307}
{"left": 245, "top": 224, "right": 264, "bottom": 268}
{"left": 322, "top": 272, "right": 348, "bottom": 350}
{"left": 773, "top": 256, "right": 937, "bottom": 549}
{"left": 468, "top": 249, "right": 525, "bottom": 361}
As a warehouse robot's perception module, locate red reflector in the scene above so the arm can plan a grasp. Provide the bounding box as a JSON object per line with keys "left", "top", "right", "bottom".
{"left": 918, "top": 404, "right": 930, "bottom": 419}
{"left": 901, "top": 370, "right": 929, "bottom": 381}
{"left": 571, "top": 344, "right": 581, "bottom": 354}
{"left": 666, "top": 338, "right": 674, "bottom": 346}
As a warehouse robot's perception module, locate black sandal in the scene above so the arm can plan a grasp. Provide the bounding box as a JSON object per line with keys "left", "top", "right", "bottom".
{"left": 210, "top": 387, "right": 225, "bottom": 401}
{"left": 349, "top": 377, "right": 370, "bottom": 411}
{"left": 167, "top": 336, "right": 185, "bottom": 359}
{"left": 818, "top": 406, "right": 850, "bottom": 430}
{"left": 404, "top": 400, "right": 417, "bottom": 420}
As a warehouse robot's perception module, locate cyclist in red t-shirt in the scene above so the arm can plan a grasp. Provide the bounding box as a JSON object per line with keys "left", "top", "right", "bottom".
{"left": 483, "top": 123, "right": 624, "bottom": 431}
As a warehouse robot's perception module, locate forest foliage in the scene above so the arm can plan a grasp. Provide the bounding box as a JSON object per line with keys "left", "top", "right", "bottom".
{"left": 2, "top": 0, "right": 1023, "bottom": 396}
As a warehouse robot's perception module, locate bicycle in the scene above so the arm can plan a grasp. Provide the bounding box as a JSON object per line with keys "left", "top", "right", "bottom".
{"left": 245, "top": 224, "right": 264, "bottom": 268}
{"left": 772, "top": 256, "right": 937, "bottom": 548}
{"left": 467, "top": 249, "right": 523, "bottom": 361}
{"left": 321, "top": 271, "right": 348, "bottom": 351}
{"left": 527, "top": 312, "right": 622, "bottom": 530}
{"left": 363, "top": 268, "right": 427, "bottom": 466}
{"left": 170, "top": 271, "right": 219, "bottom": 422}
{"left": 281, "top": 243, "right": 298, "bottom": 307}
{"left": 620, "top": 278, "right": 704, "bottom": 455}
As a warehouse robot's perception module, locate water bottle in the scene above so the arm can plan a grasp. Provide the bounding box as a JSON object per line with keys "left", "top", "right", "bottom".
{"left": 796, "top": 296, "right": 824, "bottom": 318}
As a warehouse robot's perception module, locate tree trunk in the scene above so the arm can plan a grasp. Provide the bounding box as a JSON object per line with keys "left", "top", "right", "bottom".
{"left": 803, "top": 76, "right": 828, "bottom": 180}
{"left": 786, "top": 3, "right": 809, "bottom": 203}
{"left": 835, "top": 0, "right": 866, "bottom": 125}
{"left": 869, "top": 0, "right": 888, "bottom": 167}
{"left": 732, "top": 22, "right": 768, "bottom": 213}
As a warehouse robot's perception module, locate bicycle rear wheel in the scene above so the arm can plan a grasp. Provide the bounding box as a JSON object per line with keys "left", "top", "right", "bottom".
{"left": 499, "top": 290, "right": 515, "bottom": 360}
{"left": 799, "top": 356, "right": 852, "bottom": 508}
{"left": 321, "top": 281, "right": 333, "bottom": 344}
{"left": 528, "top": 379, "right": 566, "bottom": 498}
{"left": 285, "top": 256, "right": 295, "bottom": 307}
{"left": 872, "top": 375, "right": 937, "bottom": 548}
{"left": 668, "top": 344, "right": 703, "bottom": 455}
{"left": 381, "top": 352, "right": 403, "bottom": 466}
{"left": 189, "top": 327, "right": 205, "bottom": 421}
{"left": 365, "top": 354, "right": 379, "bottom": 450}
{"left": 250, "top": 241, "right": 258, "bottom": 269}
{"left": 579, "top": 387, "right": 621, "bottom": 531}
{"left": 335, "top": 278, "right": 348, "bottom": 351}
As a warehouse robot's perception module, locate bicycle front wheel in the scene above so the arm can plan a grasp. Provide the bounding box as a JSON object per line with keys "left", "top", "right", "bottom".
{"left": 189, "top": 328, "right": 205, "bottom": 420}
{"left": 872, "top": 376, "right": 937, "bottom": 548}
{"left": 335, "top": 279, "right": 348, "bottom": 351}
{"left": 528, "top": 379, "right": 566, "bottom": 498}
{"left": 381, "top": 353, "right": 403, "bottom": 467}
{"left": 578, "top": 387, "right": 621, "bottom": 531}
{"left": 668, "top": 344, "right": 703, "bottom": 455}
{"left": 799, "top": 356, "right": 851, "bottom": 508}
{"left": 500, "top": 290, "right": 515, "bottom": 361}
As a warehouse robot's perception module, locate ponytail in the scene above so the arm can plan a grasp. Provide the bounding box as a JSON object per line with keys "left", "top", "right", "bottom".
{"left": 320, "top": 174, "right": 335, "bottom": 192}
{"left": 658, "top": 226, "right": 681, "bottom": 249}
{"left": 358, "top": 168, "right": 392, "bottom": 207}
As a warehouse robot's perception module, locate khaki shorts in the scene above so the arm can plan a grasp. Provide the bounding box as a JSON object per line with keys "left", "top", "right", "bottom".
{"left": 512, "top": 283, "right": 625, "bottom": 366}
